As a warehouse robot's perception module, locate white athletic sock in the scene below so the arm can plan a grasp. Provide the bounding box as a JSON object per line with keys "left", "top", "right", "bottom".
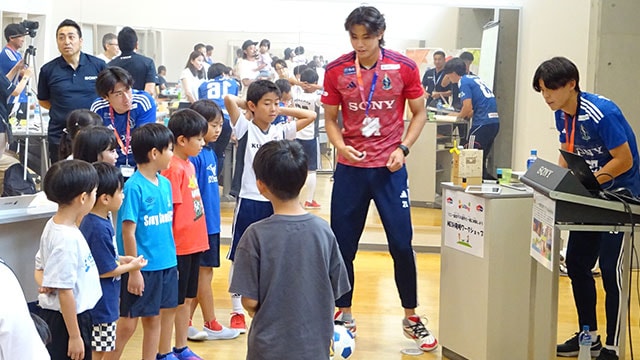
{"left": 305, "top": 171, "right": 317, "bottom": 203}
{"left": 228, "top": 262, "right": 244, "bottom": 314}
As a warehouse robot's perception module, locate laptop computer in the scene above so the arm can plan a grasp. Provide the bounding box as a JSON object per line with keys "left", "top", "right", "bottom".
{"left": 0, "top": 193, "right": 38, "bottom": 212}
{"left": 559, "top": 149, "right": 602, "bottom": 196}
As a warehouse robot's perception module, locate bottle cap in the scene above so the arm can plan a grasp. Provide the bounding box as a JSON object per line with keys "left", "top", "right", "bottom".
{"left": 531, "top": 149, "right": 538, "bottom": 155}
{"left": 582, "top": 325, "right": 589, "bottom": 332}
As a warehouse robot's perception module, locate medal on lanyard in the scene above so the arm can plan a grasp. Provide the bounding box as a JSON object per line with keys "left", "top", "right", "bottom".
{"left": 356, "top": 51, "right": 382, "bottom": 138}
{"left": 109, "top": 106, "right": 134, "bottom": 177}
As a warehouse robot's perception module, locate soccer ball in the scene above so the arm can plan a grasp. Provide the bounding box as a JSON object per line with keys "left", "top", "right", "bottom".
{"left": 331, "top": 324, "right": 355, "bottom": 359}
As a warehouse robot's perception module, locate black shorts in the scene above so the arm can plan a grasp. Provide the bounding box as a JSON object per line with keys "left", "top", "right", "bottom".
{"left": 177, "top": 253, "right": 202, "bottom": 304}
{"left": 296, "top": 138, "right": 319, "bottom": 171}
{"left": 38, "top": 308, "right": 93, "bottom": 360}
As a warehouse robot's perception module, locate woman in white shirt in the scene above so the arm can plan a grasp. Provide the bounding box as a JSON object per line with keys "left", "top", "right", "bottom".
{"left": 178, "top": 51, "right": 206, "bottom": 109}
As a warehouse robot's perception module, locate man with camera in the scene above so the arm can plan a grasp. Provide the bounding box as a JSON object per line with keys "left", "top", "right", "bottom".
{"left": 37, "top": 19, "right": 106, "bottom": 163}
{"left": 0, "top": 23, "right": 29, "bottom": 122}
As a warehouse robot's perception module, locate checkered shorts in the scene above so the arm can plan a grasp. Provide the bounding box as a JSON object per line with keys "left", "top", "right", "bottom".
{"left": 91, "top": 322, "right": 116, "bottom": 352}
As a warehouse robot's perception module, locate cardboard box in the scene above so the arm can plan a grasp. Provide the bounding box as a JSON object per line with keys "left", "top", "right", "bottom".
{"left": 451, "top": 149, "right": 483, "bottom": 186}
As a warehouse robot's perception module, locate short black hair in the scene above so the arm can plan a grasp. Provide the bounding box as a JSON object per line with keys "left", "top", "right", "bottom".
{"left": 459, "top": 51, "right": 474, "bottom": 63}
{"left": 131, "top": 123, "right": 174, "bottom": 165}
{"left": 93, "top": 162, "right": 124, "bottom": 198}
{"left": 272, "top": 59, "right": 287, "bottom": 69}
{"left": 117, "top": 26, "right": 137, "bottom": 53}
{"left": 253, "top": 140, "right": 307, "bottom": 200}
{"left": 300, "top": 68, "right": 319, "bottom": 84}
{"left": 294, "top": 46, "right": 304, "bottom": 55}
{"left": 44, "top": 159, "right": 98, "bottom": 205}
{"left": 194, "top": 43, "right": 206, "bottom": 52}
{"left": 207, "top": 62, "right": 227, "bottom": 79}
{"left": 532, "top": 56, "right": 581, "bottom": 93}
{"left": 274, "top": 78, "right": 291, "bottom": 94}
{"left": 168, "top": 109, "right": 208, "bottom": 139}
{"left": 205, "top": 45, "right": 214, "bottom": 52}
{"left": 96, "top": 67, "right": 134, "bottom": 98}
{"left": 157, "top": 65, "right": 166, "bottom": 74}
{"left": 293, "top": 64, "right": 308, "bottom": 77}
{"left": 284, "top": 48, "right": 293, "bottom": 60}
{"left": 247, "top": 80, "right": 281, "bottom": 106}
{"left": 443, "top": 57, "right": 467, "bottom": 76}
{"left": 259, "top": 39, "right": 270, "bottom": 49}
{"left": 58, "top": 109, "right": 102, "bottom": 160}
{"left": 56, "top": 19, "right": 82, "bottom": 38}
{"left": 344, "top": 6, "right": 386, "bottom": 46}
{"left": 101, "top": 33, "right": 117, "bottom": 50}
{"left": 190, "top": 100, "right": 223, "bottom": 123}
{"left": 433, "top": 50, "right": 446, "bottom": 58}
{"left": 72, "top": 126, "right": 117, "bottom": 163}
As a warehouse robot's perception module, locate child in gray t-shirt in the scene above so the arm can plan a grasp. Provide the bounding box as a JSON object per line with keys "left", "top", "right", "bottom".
{"left": 229, "top": 140, "right": 350, "bottom": 360}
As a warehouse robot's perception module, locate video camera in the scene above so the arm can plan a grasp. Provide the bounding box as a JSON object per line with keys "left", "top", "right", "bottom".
{"left": 20, "top": 20, "right": 39, "bottom": 38}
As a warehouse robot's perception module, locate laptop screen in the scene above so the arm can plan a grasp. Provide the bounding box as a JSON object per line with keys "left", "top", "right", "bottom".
{"left": 559, "top": 149, "right": 602, "bottom": 196}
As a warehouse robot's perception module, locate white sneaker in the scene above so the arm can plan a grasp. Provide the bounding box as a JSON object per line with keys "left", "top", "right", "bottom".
{"left": 203, "top": 325, "right": 241, "bottom": 340}
{"left": 187, "top": 326, "right": 208, "bottom": 341}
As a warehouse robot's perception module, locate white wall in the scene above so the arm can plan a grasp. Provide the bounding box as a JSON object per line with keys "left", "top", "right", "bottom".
{"left": 0, "top": 0, "right": 596, "bottom": 171}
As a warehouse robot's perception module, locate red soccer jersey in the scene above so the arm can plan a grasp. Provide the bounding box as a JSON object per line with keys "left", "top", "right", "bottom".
{"left": 321, "top": 48, "right": 424, "bottom": 168}
{"left": 161, "top": 156, "right": 209, "bottom": 255}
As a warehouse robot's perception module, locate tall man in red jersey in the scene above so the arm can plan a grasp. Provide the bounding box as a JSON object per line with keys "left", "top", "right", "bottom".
{"left": 321, "top": 5, "right": 437, "bottom": 352}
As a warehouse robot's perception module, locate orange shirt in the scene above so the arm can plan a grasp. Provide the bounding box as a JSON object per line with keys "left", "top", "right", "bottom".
{"left": 161, "top": 156, "right": 209, "bottom": 255}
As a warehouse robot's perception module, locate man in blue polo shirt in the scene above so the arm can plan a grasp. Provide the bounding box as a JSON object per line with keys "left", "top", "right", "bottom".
{"left": 443, "top": 57, "right": 500, "bottom": 180}
{"left": 90, "top": 66, "right": 156, "bottom": 174}
{"left": 38, "top": 19, "right": 106, "bottom": 163}
{"left": 109, "top": 27, "right": 158, "bottom": 98}
{"left": 0, "top": 23, "right": 28, "bottom": 121}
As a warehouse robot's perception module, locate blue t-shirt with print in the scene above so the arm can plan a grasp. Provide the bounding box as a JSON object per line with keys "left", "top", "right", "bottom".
{"left": 116, "top": 171, "right": 176, "bottom": 271}
{"left": 555, "top": 91, "right": 640, "bottom": 195}
{"left": 189, "top": 145, "right": 221, "bottom": 235}
{"left": 79, "top": 213, "right": 120, "bottom": 324}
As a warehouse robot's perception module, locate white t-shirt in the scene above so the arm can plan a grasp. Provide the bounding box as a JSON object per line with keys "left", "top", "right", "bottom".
{"left": 95, "top": 53, "right": 110, "bottom": 63}
{"left": 292, "top": 86, "right": 321, "bottom": 140}
{"left": 179, "top": 68, "right": 204, "bottom": 103}
{"left": 35, "top": 218, "right": 102, "bottom": 313}
{"left": 236, "top": 58, "right": 260, "bottom": 99}
{"left": 233, "top": 113, "right": 297, "bottom": 200}
{"left": 0, "top": 261, "right": 50, "bottom": 360}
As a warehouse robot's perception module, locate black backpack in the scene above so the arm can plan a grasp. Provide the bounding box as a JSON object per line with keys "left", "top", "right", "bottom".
{"left": 2, "top": 163, "right": 36, "bottom": 197}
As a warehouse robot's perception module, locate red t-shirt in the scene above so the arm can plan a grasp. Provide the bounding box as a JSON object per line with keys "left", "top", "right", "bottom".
{"left": 161, "top": 156, "right": 209, "bottom": 255}
{"left": 321, "top": 48, "right": 424, "bottom": 168}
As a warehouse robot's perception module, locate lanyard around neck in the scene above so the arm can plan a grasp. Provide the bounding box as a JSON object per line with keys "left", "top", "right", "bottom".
{"left": 354, "top": 50, "right": 382, "bottom": 117}
{"left": 563, "top": 94, "right": 580, "bottom": 153}
{"left": 109, "top": 106, "right": 131, "bottom": 164}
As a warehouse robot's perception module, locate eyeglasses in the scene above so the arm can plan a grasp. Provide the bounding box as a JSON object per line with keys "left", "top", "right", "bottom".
{"left": 107, "top": 43, "right": 118, "bottom": 46}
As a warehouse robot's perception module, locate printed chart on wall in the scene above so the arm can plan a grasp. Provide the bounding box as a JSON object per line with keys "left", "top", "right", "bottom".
{"left": 443, "top": 189, "right": 486, "bottom": 258}
{"left": 530, "top": 191, "right": 556, "bottom": 271}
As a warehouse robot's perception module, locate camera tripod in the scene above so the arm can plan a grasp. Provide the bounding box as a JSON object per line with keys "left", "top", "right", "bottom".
{"left": 11, "top": 36, "right": 48, "bottom": 181}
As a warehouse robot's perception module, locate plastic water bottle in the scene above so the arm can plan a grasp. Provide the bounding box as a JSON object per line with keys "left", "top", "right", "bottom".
{"left": 578, "top": 325, "right": 592, "bottom": 360}
{"left": 436, "top": 99, "right": 443, "bottom": 111}
{"left": 526, "top": 149, "right": 538, "bottom": 169}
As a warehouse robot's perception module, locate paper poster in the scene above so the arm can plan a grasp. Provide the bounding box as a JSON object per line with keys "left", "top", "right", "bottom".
{"left": 443, "top": 188, "right": 486, "bottom": 258}
{"left": 530, "top": 191, "right": 556, "bottom": 271}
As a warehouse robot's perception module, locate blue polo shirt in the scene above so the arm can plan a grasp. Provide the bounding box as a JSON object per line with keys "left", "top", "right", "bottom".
{"left": 90, "top": 89, "right": 157, "bottom": 168}
{"left": 37, "top": 52, "right": 106, "bottom": 143}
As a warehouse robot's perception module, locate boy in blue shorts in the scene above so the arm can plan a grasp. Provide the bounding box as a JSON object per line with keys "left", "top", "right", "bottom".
{"left": 111, "top": 123, "right": 178, "bottom": 360}
{"left": 187, "top": 100, "right": 240, "bottom": 341}
{"left": 223, "top": 80, "right": 317, "bottom": 332}
{"left": 35, "top": 159, "right": 101, "bottom": 360}
{"left": 79, "top": 162, "right": 148, "bottom": 359}
{"left": 229, "top": 140, "right": 350, "bottom": 359}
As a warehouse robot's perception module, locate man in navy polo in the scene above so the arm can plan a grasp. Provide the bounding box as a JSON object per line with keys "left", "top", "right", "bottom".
{"left": 109, "top": 27, "right": 158, "bottom": 98}
{"left": 37, "top": 19, "right": 106, "bottom": 163}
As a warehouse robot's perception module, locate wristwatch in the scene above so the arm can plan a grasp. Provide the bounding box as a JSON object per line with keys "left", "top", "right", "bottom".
{"left": 398, "top": 144, "right": 410, "bottom": 157}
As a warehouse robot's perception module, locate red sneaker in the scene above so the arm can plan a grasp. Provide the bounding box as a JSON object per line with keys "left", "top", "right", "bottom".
{"left": 230, "top": 312, "right": 247, "bottom": 334}
{"left": 304, "top": 200, "right": 321, "bottom": 209}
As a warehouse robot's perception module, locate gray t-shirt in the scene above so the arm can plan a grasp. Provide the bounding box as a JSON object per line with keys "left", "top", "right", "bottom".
{"left": 229, "top": 213, "right": 350, "bottom": 360}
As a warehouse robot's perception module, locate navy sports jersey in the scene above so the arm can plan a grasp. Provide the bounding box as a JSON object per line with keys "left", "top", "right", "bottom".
{"left": 38, "top": 53, "right": 106, "bottom": 143}
{"left": 197, "top": 75, "right": 239, "bottom": 121}
{"left": 457, "top": 74, "right": 499, "bottom": 126}
{"left": 0, "top": 45, "right": 26, "bottom": 104}
{"left": 555, "top": 91, "right": 640, "bottom": 195}
{"left": 90, "top": 89, "right": 156, "bottom": 167}
{"left": 0, "top": 73, "right": 16, "bottom": 124}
